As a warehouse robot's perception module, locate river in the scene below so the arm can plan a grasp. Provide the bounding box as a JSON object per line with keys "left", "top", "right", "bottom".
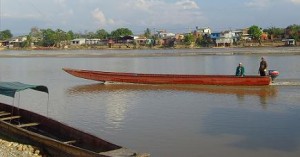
{"left": 0, "top": 47, "right": 300, "bottom": 157}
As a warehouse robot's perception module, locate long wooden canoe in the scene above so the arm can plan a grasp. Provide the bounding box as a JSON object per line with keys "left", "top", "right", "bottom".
{"left": 63, "top": 68, "right": 271, "bottom": 86}
{"left": 0, "top": 82, "right": 149, "bottom": 157}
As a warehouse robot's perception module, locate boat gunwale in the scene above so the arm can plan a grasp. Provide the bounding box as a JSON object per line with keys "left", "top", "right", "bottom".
{"left": 0, "top": 102, "right": 122, "bottom": 156}
{"left": 63, "top": 68, "right": 270, "bottom": 79}
{"left": 62, "top": 68, "right": 271, "bottom": 86}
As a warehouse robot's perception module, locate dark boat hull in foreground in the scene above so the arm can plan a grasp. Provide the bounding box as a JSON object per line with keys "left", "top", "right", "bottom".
{"left": 0, "top": 82, "right": 148, "bottom": 157}
{"left": 63, "top": 68, "right": 272, "bottom": 86}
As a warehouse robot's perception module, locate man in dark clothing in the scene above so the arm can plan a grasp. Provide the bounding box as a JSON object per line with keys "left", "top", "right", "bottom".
{"left": 236, "top": 63, "right": 245, "bottom": 77}
{"left": 259, "top": 57, "right": 268, "bottom": 76}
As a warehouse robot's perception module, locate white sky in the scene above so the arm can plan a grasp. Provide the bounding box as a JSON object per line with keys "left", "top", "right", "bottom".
{"left": 0, "top": 0, "right": 300, "bottom": 35}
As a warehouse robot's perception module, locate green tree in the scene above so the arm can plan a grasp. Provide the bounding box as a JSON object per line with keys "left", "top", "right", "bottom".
{"left": 73, "top": 32, "right": 82, "bottom": 39}
{"left": 195, "top": 34, "right": 212, "bottom": 47}
{"left": 95, "top": 29, "right": 109, "bottom": 39}
{"left": 21, "top": 35, "right": 32, "bottom": 48}
{"left": 29, "top": 27, "right": 42, "bottom": 38}
{"left": 66, "top": 31, "right": 75, "bottom": 41}
{"left": 111, "top": 28, "right": 133, "bottom": 39}
{"left": 29, "top": 27, "right": 43, "bottom": 45}
{"left": 85, "top": 31, "right": 96, "bottom": 39}
{"left": 41, "top": 28, "right": 56, "bottom": 47}
{"left": 183, "top": 33, "right": 195, "bottom": 46}
{"left": 54, "top": 29, "right": 68, "bottom": 47}
{"left": 248, "top": 25, "right": 263, "bottom": 44}
{"left": 286, "top": 24, "right": 300, "bottom": 41}
{"left": 263, "top": 27, "right": 284, "bottom": 40}
{"left": 195, "top": 36, "right": 202, "bottom": 46}
{"left": 0, "top": 29, "right": 13, "bottom": 40}
{"left": 144, "top": 28, "right": 151, "bottom": 38}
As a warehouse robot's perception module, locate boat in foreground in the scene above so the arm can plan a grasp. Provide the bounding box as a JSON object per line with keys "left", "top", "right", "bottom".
{"left": 63, "top": 68, "right": 273, "bottom": 86}
{"left": 0, "top": 82, "right": 149, "bottom": 157}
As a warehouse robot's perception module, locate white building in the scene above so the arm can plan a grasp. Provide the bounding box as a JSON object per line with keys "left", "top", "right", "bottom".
{"left": 215, "top": 31, "right": 235, "bottom": 47}
{"left": 195, "top": 27, "right": 212, "bottom": 35}
{"left": 71, "top": 38, "right": 86, "bottom": 45}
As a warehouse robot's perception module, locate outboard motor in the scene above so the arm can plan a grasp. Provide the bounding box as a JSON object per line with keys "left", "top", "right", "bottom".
{"left": 269, "top": 70, "right": 279, "bottom": 81}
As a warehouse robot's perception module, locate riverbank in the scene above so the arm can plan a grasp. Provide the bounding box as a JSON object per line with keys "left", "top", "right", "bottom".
{"left": 0, "top": 46, "right": 300, "bottom": 58}
{"left": 0, "top": 40, "right": 297, "bottom": 52}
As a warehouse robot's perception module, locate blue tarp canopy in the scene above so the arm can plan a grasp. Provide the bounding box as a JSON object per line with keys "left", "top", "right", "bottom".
{"left": 0, "top": 82, "right": 48, "bottom": 98}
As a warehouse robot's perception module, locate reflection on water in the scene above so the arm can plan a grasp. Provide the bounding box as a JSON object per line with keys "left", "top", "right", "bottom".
{"left": 101, "top": 91, "right": 135, "bottom": 129}
{"left": 65, "top": 83, "right": 280, "bottom": 133}
{"left": 67, "top": 83, "right": 278, "bottom": 95}
{"left": 67, "top": 83, "right": 278, "bottom": 109}
{"left": 66, "top": 83, "right": 137, "bottom": 130}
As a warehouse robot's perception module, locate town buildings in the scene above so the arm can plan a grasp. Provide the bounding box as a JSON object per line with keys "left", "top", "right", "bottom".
{"left": 0, "top": 26, "right": 298, "bottom": 49}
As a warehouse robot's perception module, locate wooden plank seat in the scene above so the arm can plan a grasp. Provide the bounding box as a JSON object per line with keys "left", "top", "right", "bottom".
{"left": 0, "top": 116, "right": 21, "bottom": 121}
{"left": 63, "top": 140, "right": 76, "bottom": 144}
{"left": 0, "top": 112, "right": 11, "bottom": 117}
{"left": 17, "top": 123, "right": 39, "bottom": 128}
{"left": 99, "top": 148, "right": 148, "bottom": 156}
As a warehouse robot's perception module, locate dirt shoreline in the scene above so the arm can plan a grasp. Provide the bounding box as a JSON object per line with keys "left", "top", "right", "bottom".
{"left": 0, "top": 139, "right": 42, "bottom": 157}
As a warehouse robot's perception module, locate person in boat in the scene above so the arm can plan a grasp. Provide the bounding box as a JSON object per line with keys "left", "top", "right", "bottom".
{"left": 258, "top": 57, "right": 268, "bottom": 76}
{"left": 235, "top": 62, "right": 245, "bottom": 77}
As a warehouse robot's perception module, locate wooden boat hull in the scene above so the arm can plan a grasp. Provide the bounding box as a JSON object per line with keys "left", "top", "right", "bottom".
{"left": 0, "top": 102, "right": 148, "bottom": 157}
{"left": 63, "top": 68, "right": 271, "bottom": 86}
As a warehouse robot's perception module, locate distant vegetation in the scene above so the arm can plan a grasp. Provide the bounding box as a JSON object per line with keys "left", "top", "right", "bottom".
{"left": 0, "top": 30, "right": 13, "bottom": 40}
{"left": 0, "top": 24, "right": 300, "bottom": 48}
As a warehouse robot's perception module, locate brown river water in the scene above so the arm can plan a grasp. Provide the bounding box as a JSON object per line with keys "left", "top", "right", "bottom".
{"left": 0, "top": 47, "right": 300, "bottom": 157}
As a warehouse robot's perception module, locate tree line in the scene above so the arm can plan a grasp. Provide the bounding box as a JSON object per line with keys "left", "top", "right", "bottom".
{"left": 0, "top": 27, "right": 134, "bottom": 47}
{"left": 0, "top": 24, "right": 299, "bottom": 47}
{"left": 249, "top": 24, "right": 300, "bottom": 43}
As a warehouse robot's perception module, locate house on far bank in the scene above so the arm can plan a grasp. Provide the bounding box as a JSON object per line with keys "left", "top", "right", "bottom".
{"left": 282, "top": 39, "right": 296, "bottom": 46}
{"left": 156, "top": 30, "right": 176, "bottom": 39}
{"left": 86, "top": 39, "right": 102, "bottom": 45}
{"left": 211, "top": 28, "right": 253, "bottom": 47}
{"left": 118, "top": 35, "right": 134, "bottom": 43}
{"left": 236, "top": 28, "right": 251, "bottom": 41}
{"left": 71, "top": 38, "right": 107, "bottom": 46}
{"left": 195, "top": 27, "right": 212, "bottom": 36}
{"left": 214, "top": 31, "right": 235, "bottom": 47}
{"left": 71, "top": 38, "right": 86, "bottom": 45}
{"left": 155, "top": 30, "right": 176, "bottom": 46}
{"left": 1, "top": 36, "right": 27, "bottom": 48}
{"left": 134, "top": 36, "right": 148, "bottom": 46}
{"left": 210, "top": 32, "right": 221, "bottom": 42}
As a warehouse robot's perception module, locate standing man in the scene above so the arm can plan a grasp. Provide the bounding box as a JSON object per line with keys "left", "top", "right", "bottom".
{"left": 259, "top": 57, "right": 268, "bottom": 76}
{"left": 236, "top": 63, "right": 245, "bottom": 77}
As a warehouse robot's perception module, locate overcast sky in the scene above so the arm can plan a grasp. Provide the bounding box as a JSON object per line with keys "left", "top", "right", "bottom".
{"left": 0, "top": 0, "right": 300, "bottom": 35}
